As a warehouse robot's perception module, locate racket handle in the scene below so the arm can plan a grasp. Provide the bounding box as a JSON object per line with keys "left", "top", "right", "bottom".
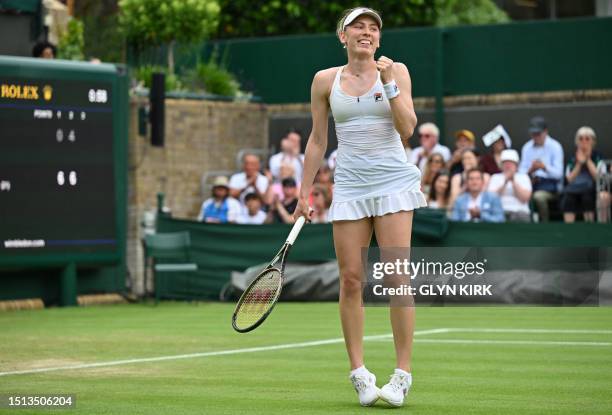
{"left": 286, "top": 215, "right": 306, "bottom": 246}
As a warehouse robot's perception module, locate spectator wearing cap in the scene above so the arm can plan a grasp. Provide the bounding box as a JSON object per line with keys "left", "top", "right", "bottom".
{"left": 481, "top": 124, "right": 512, "bottom": 175}
{"left": 410, "top": 122, "right": 451, "bottom": 171}
{"left": 451, "top": 168, "right": 505, "bottom": 223}
{"left": 518, "top": 116, "right": 564, "bottom": 222}
{"left": 32, "top": 41, "right": 56, "bottom": 59}
{"left": 229, "top": 153, "right": 269, "bottom": 205}
{"left": 266, "top": 177, "right": 298, "bottom": 224}
{"left": 447, "top": 129, "right": 476, "bottom": 175}
{"left": 561, "top": 126, "right": 604, "bottom": 223}
{"left": 487, "top": 149, "right": 532, "bottom": 222}
{"left": 237, "top": 193, "right": 267, "bottom": 224}
{"left": 198, "top": 176, "right": 241, "bottom": 223}
{"left": 268, "top": 130, "right": 304, "bottom": 182}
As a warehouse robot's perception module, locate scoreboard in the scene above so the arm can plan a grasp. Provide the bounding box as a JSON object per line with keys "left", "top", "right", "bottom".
{"left": 0, "top": 57, "right": 127, "bottom": 262}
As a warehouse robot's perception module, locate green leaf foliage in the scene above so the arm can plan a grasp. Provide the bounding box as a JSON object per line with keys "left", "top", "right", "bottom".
{"left": 436, "top": 0, "right": 510, "bottom": 27}
{"left": 214, "top": 0, "right": 508, "bottom": 38}
{"left": 119, "top": 0, "right": 220, "bottom": 46}
{"left": 133, "top": 65, "right": 183, "bottom": 91}
{"left": 57, "top": 18, "right": 85, "bottom": 61}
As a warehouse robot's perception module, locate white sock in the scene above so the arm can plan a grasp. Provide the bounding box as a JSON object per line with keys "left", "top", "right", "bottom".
{"left": 394, "top": 368, "right": 412, "bottom": 383}
{"left": 350, "top": 365, "right": 370, "bottom": 377}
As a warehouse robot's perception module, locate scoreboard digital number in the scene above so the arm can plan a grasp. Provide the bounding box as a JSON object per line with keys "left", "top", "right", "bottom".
{"left": 0, "top": 64, "right": 118, "bottom": 256}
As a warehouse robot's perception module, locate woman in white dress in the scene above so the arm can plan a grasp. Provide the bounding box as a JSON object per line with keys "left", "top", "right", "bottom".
{"left": 293, "top": 7, "right": 426, "bottom": 407}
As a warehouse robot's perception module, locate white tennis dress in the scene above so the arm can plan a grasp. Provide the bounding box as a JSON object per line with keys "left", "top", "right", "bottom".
{"left": 328, "top": 66, "right": 427, "bottom": 221}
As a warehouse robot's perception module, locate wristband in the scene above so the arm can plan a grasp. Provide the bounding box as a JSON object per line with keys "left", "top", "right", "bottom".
{"left": 383, "top": 80, "right": 400, "bottom": 100}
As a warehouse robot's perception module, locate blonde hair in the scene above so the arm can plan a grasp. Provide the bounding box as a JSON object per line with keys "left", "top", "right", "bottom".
{"left": 336, "top": 7, "right": 381, "bottom": 46}
{"left": 575, "top": 126, "right": 596, "bottom": 146}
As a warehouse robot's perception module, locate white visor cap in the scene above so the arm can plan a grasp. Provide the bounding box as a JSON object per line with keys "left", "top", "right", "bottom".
{"left": 343, "top": 8, "right": 382, "bottom": 31}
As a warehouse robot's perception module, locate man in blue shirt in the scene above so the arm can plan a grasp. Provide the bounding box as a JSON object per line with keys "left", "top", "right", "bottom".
{"left": 518, "top": 116, "right": 564, "bottom": 222}
{"left": 451, "top": 168, "right": 505, "bottom": 223}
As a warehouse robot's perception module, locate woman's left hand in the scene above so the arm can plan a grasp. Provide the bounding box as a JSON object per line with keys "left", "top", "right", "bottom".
{"left": 376, "top": 56, "right": 395, "bottom": 84}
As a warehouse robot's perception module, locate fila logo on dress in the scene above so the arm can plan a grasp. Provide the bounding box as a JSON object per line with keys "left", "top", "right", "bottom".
{"left": 374, "top": 92, "right": 383, "bottom": 102}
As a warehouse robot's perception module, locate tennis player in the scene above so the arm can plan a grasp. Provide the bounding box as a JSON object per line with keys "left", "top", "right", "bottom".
{"left": 294, "top": 7, "right": 426, "bottom": 407}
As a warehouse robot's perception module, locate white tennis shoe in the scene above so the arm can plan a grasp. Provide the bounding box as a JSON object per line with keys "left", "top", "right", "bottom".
{"left": 378, "top": 371, "right": 412, "bottom": 407}
{"left": 349, "top": 371, "right": 380, "bottom": 406}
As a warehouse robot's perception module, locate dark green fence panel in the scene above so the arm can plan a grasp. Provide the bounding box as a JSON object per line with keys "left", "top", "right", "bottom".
{"left": 443, "top": 17, "right": 612, "bottom": 96}
{"left": 166, "top": 17, "right": 612, "bottom": 104}
{"left": 156, "top": 215, "right": 612, "bottom": 300}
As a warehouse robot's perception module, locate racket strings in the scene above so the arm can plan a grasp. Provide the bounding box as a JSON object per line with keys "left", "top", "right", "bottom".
{"left": 234, "top": 269, "right": 282, "bottom": 330}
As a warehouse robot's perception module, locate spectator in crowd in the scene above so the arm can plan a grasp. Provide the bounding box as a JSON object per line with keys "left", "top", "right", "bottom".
{"left": 265, "top": 162, "right": 298, "bottom": 204}
{"left": 198, "top": 176, "right": 241, "bottom": 223}
{"left": 481, "top": 124, "right": 512, "bottom": 175}
{"left": 449, "top": 149, "right": 489, "bottom": 206}
{"left": 519, "top": 116, "right": 564, "bottom": 222}
{"left": 314, "top": 162, "right": 334, "bottom": 199}
{"left": 266, "top": 177, "right": 298, "bottom": 224}
{"left": 598, "top": 167, "right": 611, "bottom": 223}
{"left": 427, "top": 170, "right": 451, "bottom": 211}
{"left": 561, "top": 126, "right": 604, "bottom": 223}
{"left": 237, "top": 193, "right": 267, "bottom": 224}
{"left": 402, "top": 136, "right": 412, "bottom": 164}
{"left": 327, "top": 149, "right": 338, "bottom": 171}
{"left": 269, "top": 130, "right": 304, "bottom": 181}
{"left": 32, "top": 41, "right": 56, "bottom": 59}
{"left": 451, "top": 168, "right": 505, "bottom": 223}
{"left": 229, "top": 153, "right": 269, "bottom": 205}
{"left": 310, "top": 183, "right": 332, "bottom": 224}
{"left": 447, "top": 129, "right": 476, "bottom": 175}
{"left": 410, "top": 122, "right": 451, "bottom": 171}
{"left": 421, "top": 152, "right": 445, "bottom": 195}
{"left": 487, "top": 149, "right": 532, "bottom": 222}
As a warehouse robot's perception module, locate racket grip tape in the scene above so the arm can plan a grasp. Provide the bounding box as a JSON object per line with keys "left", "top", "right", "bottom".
{"left": 286, "top": 215, "right": 306, "bottom": 246}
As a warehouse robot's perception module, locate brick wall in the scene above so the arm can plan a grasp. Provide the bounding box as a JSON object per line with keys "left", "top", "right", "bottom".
{"left": 127, "top": 97, "right": 268, "bottom": 294}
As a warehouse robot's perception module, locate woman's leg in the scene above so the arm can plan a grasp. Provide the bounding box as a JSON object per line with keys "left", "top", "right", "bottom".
{"left": 373, "top": 210, "right": 415, "bottom": 372}
{"left": 333, "top": 217, "right": 374, "bottom": 370}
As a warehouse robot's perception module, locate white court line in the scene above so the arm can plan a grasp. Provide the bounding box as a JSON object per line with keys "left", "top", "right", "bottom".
{"left": 443, "top": 328, "right": 612, "bottom": 335}
{"left": 0, "top": 328, "right": 443, "bottom": 378}
{"left": 415, "top": 339, "right": 611, "bottom": 347}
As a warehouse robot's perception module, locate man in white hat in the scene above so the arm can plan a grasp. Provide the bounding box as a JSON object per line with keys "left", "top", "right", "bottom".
{"left": 487, "top": 149, "right": 532, "bottom": 222}
{"left": 198, "top": 176, "right": 241, "bottom": 223}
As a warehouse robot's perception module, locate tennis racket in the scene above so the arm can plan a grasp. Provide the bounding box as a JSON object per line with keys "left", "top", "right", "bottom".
{"left": 232, "top": 215, "right": 307, "bottom": 333}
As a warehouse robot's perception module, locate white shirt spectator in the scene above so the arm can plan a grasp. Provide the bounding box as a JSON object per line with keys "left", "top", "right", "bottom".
{"left": 487, "top": 172, "right": 532, "bottom": 214}
{"left": 237, "top": 210, "right": 267, "bottom": 224}
{"left": 228, "top": 172, "right": 269, "bottom": 204}
{"left": 410, "top": 143, "right": 451, "bottom": 171}
{"left": 269, "top": 152, "right": 304, "bottom": 181}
